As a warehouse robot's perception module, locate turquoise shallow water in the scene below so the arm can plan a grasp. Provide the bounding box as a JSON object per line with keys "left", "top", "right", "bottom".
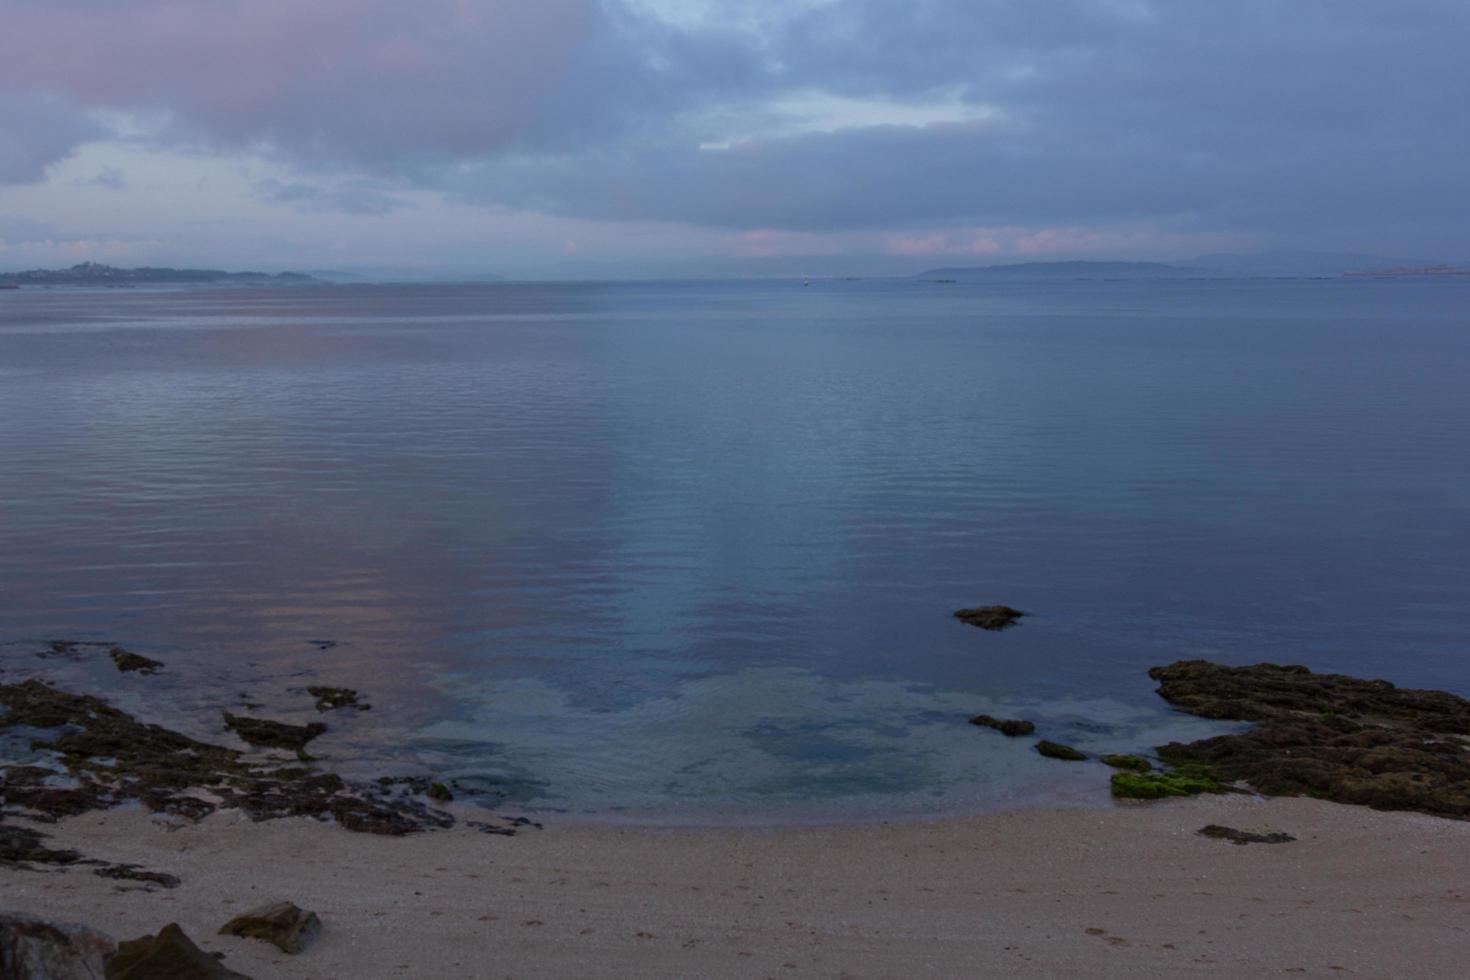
{"left": 2, "top": 277, "right": 1468, "bottom": 822}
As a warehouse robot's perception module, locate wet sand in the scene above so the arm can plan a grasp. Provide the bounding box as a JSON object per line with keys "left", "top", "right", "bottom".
{"left": 4, "top": 794, "right": 1468, "bottom": 978}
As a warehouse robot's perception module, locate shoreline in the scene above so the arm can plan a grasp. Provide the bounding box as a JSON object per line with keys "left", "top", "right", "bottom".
{"left": 6, "top": 795, "right": 1469, "bottom": 978}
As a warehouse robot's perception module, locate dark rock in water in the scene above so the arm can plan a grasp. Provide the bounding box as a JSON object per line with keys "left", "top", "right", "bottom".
{"left": 223, "top": 713, "right": 326, "bottom": 753}
{"left": 1110, "top": 770, "right": 1217, "bottom": 799}
{"left": 953, "top": 605, "right": 1026, "bottom": 631}
{"left": 107, "top": 923, "right": 250, "bottom": 979}
{"left": 306, "top": 686, "right": 367, "bottom": 712}
{"left": 218, "top": 901, "right": 321, "bottom": 954}
{"left": 427, "top": 781, "right": 453, "bottom": 802}
{"left": 969, "top": 715, "right": 1035, "bottom": 736}
{"left": 307, "top": 639, "right": 337, "bottom": 651}
{"left": 1150, "top": 660, "right": 1470, "bottom": 819}
{"left": 1036, "top": 740, "right": 1087, "bottom": 761}
{"left": 1102, "top": 754, "right": 1152, "bottom": 772}
{"left": 1197, "top": 824, "right": 1296, "bottom": 845}
{"left": 0, "top": 912, "right": 115, "bottom": 979}
{"left": 109, "top": 647, "right": 163, "bottom": 674}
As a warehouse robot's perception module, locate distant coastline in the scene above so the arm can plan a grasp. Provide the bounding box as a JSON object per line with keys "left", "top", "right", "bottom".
{"left": 0, "top": 261, "right": 318, "bottom": 288}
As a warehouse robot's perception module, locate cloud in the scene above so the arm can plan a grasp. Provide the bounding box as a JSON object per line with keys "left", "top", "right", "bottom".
{"left": 1, "top": 0, "right": 1467, "bottom": 263}
{"left": 0, "top": 93, "right": 102, "bottom": 184}
{"left": 252, "top": 177, "right": 408, "bottom": 216}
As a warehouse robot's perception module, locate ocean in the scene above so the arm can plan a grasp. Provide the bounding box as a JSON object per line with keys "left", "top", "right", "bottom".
{"left": 2, "top": 277, "right": 1468, "bottom": 822}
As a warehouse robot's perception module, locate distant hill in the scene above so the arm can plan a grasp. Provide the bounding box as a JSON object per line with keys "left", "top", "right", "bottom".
{"left": 917, "top": 261, "right": 1193, "bottom": 280}
{"left": 0, "top": 262, "right": 318, "bottom": 287}
{"left": 1189, "top": 251, "right": 1436, "bottom": 277}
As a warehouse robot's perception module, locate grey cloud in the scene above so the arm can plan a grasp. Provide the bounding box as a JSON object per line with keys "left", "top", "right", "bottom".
{"left": 0, "top": 93, "right": 101, "bottom": 184}
{"left": 253, "top": 178, "right": 409, "bottom": 216}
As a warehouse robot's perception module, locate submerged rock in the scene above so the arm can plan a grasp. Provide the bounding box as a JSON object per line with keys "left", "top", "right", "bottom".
{"left": 1036, "top": 740, "right": 1086, "bottom": 761}
{"left": 1197, "top": 824, "right": 1296, "bottom": 845}
{"left": 218, "top": 901, "right": 321, "bottom": 954}
{"left": 0, "top": 912, "right": 115, "bottom": 980}
{"left": 1149, "top": 660, "right": 1470, "bottom": 819}
{"left": 953, "top": 605, "right": 1026, "bottom": 631}
{"left": 222, "top": 713, "right": 326, "bottom": 753}
{"left": 107, "top": 923, "right": 249, "bottom": 979}
{"left": 968, "top": 715, "right": 1035, "bottom": 736}
{"left": 306, "top": 686, "right": 367, "bottom": 712}
{"left": 109, "top": 647, "right": 163, "bottom": 674}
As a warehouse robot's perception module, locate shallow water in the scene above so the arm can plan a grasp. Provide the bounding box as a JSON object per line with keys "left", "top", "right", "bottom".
{"left": 2, "top": 277, "right": 1468, "bottom": 821}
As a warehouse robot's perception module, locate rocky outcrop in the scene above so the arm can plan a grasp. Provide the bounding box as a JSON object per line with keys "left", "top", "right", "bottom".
{"left": 953, "top": 605, "right": 1026, "bottom": 631}
{"left": 218, "top": 902, "right": 320, "bottom": 954}
{"left": 1036, "top": 740, "right": 1086, "bottom": 761}
{"left": 306, "top": 687, "right": 367, "bottom": 712}
{"left": 222, "top": 714, "right": 326, "bottom": 753}
{"left": 107, "top": 923, "right": 250, "bottom": 979}
{"left": 968, "top": 715, "right": 1035, "bottom": 736}
{"left": 1197, "top": 824, "right": 1295, "bottom": 845}
{"left": 109, "top": 647, "right": 163, "bottom": 674}
{"left": 0, "top": 912, "right": 114, "bottom": 979}
{"left": 1150, "top": 660, "right": 1470, "bottom": 818}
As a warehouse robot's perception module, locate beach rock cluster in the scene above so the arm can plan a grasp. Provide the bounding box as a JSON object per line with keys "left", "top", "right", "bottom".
{"left": 0, "top": 678, "right": 453, "bottom": 844}
{"left": 1197, "top": 824, "right": 1296, "bottom": 846}
{"left": 218, "top": 901, "right": 320, "bottom": 954}
{"left": 1149, "top": 660, "right": 1470, "bottom": 818}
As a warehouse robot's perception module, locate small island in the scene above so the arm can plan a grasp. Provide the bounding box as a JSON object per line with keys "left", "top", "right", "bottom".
{"left": 0, "top": 261, "right": 318, "bottom": 288}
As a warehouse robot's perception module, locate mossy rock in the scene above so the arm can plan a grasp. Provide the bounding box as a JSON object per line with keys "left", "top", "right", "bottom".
{"left": 428, "top": 782, "right": 453, "bottom": 803}
{"left": 1101, "top": 754, "right": 1152, "bottom": 772}
{"left": 1036, "top": 740, "right": 1086, "bottom": 761}
{"left": 969, "top": 715, "right": 1035, "bottom": 737}
{"left": 1110, "top": 770, "right": 1218, "bottom": 799}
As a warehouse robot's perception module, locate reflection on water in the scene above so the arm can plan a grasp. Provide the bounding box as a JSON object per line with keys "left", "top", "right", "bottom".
{"left": 2, "top": 278, "right": 1469, "bottom": 822}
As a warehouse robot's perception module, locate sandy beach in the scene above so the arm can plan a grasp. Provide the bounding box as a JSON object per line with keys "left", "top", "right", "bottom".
{"left": 5, "top": 794, "right": 1468, "bottom": 979}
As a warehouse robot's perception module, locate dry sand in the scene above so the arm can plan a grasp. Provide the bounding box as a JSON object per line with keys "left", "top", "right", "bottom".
{"left": 4, "top": 794, "right": 1468, "bottom": 979}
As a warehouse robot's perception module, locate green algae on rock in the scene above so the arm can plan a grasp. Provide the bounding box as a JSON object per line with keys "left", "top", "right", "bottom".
{"left": 1036, "top": 740, "right": 1087, "bottom": 761}
{"left": 953, "top": 605, "right": 1026, "bottom": 631}
{"left": 1149, "top": 660, "right": 1470, "bottom": 819}
{"left": 968, "top": 715, "right": 1035, "bottom": 736}
{"left": 1110, "top": 770, "right": 1217, "bottom": 799}
{"left": 1197, "top": 824, "right": 1296, "bottom": 845}
{"left": 1101, "top": 754, "right": 1152, "bottom": 772}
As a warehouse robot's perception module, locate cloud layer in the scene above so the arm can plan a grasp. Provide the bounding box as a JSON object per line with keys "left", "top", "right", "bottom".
{"left": 2, "top": 0, "right": 1467, "bottom": 269}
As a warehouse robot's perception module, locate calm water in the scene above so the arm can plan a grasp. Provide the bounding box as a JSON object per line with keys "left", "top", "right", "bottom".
{"left": 2, "top": 278, "right": 1468, "bottom": 822}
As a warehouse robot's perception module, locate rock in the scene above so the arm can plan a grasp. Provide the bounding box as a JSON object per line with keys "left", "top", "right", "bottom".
{"left": 218, "top": 901, "right": 321, "bottom": 954}
{"left": 109, "top": 647, "right": 163, "bottom": 674}
{"left": 953, "top": 605, "right": 1026, "bottom": 631}
{"left": 1101, "top": 754, "right": 1152, "bottom": 771}
{"left": 94, "top": 864, "right": 181, "bottom": 889}
{"left": 222, "top": 713, "right": 326, "bottom": 753}
{"left": 107, "top": 923, "right": 250, "bottom": 979}
{"left": 968, "top": 715, "right": 1035, "bottom": 736}
{"left": 0, "top": 912, "right": 115, "bottom": 980}
{"left": 1110, "top": 770, "right": 1217, "bottom": 799}
{"left": 427, "top": 782, "right": 453, "bottom": 802}
{"left": 306, "top": 686, "right": 367, "bottom": 712}
{"left": 1197, "top": 824, "right": 1296, "bottom": 845}
{"left": 1150, "top": 660, "right": 1470, "bottom": 819}
{"left": 1036, "top": 740, "right": 1086, "bottom": 761}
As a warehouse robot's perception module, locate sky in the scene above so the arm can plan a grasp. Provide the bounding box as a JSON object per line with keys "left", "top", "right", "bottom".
{"left": 1, "top": 0, "right": 1466, "bottom": 279}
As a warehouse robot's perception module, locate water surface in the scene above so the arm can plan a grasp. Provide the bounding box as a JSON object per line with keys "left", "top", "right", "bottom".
{"left": 2, "top": 278, "right": 1467, "bottom": 821}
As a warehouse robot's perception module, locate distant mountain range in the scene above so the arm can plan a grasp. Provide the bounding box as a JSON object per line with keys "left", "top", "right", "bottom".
{"left": 919, "top": 261, "right": 1193, "bottom": 280}
{"left": 0, "top": 262, "right": 318, "bottom": 287}
{"left": 918, "top": 252, "right": 1467, "bottom": 281}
